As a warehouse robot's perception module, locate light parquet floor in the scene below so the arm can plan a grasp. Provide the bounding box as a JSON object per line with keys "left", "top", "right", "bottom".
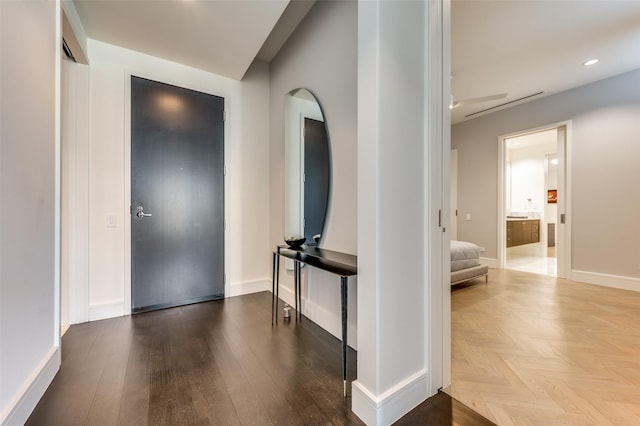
{"left": 446, "top": 268, "right": 640, "bottom": 426}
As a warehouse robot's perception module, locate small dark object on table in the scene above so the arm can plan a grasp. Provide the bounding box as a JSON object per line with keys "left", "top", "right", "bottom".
{"left": 284, "top": 236, "right": 306, "bottom": 248}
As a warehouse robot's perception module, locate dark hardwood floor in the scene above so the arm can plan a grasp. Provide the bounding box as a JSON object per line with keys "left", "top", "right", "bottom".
{"left": 27, "top": 291, "right": 492, "bottom": 425}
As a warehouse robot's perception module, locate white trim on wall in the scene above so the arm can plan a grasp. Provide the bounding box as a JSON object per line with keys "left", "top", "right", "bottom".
{"left": 352, "top": 370, "right": 429, "bottom": 426}
{"left": 228, "top": 279, "right": 270, "bottom": 297}
{"left": 572, "top": 270, "right": 640, "bottom": 292}
{"left": 436, "top": 0, "right": 452, "bottom": 392}
{"left": 423, "top": 0, "right": 450, "bottom": 395}
{"left": 480, "top": 257, "right": 498, "bottom": 269}
{"left": 89, "top": 299, "right": 125, "bottom": 322}
{"left": 561, "top": 123, "right": 573, "bottom": 281}
{"left": 1, "top": 348, "right": 60, "bottom": 426}
{"left": 54, "top": 0, "right": 62, "bottom": 347}
{"left": 62, "top": 58, "right": 90, "bottom": 326}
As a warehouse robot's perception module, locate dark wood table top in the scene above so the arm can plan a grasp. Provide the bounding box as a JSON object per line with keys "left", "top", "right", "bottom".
{"left": 277, "top": 245, "right": 357, "bottom": 277}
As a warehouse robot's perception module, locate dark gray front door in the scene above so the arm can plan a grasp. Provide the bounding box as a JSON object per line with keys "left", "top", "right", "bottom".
{"left": 131, "top": 76, "right": 224, "bottom": 313}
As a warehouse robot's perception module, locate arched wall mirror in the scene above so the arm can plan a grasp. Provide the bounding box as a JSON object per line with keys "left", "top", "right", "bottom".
{"left": 284, "top": 88, "right": 331, "bottom": 246}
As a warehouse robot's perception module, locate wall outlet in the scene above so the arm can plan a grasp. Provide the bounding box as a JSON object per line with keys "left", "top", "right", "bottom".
{"left": 479, "top": 247, "right": 486, "bottom": 252}
{"left": 465, "top": 213, "right": 471, "bottom": 221}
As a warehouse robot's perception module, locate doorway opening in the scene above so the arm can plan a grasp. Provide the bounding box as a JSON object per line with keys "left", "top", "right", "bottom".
{"left": 498, "top": 123, "right": 571, "bottom": 278}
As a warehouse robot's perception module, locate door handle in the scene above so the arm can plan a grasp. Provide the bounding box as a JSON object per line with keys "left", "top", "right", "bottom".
{"left": 135, "top": 206, "right": 153, "bottom": 218}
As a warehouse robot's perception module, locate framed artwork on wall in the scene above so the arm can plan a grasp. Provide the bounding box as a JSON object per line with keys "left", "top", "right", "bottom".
{"left": 547, "top": 189, "right": 557, "bottom": 204}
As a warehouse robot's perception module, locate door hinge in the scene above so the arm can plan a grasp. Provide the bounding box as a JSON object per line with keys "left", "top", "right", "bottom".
{"left": 224, "top": 165, "right": 226, "bottom": 176}
{"left": 223, "top": 110, "right": 227, "bottom": 122}
{"left": 224, "top": 273, "right": 226, "bottom": 284}
{"left": 560, "top": 213, "right": 566, "bottom": 224}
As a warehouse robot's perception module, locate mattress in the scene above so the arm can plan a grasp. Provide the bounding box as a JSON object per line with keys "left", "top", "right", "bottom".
{"left": 451, "top": 240, "right": 480, "bottom": 272}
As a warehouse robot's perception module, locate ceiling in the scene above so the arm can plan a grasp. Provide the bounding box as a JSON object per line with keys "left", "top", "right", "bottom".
{"left": 72, "top": 1, "right": 640, "bottom": 120}
{"left": 72, "top": 0, "right": 315, "bottom": 81}
{"left": 452, "top": 0, "right": 640, "bottom": 123}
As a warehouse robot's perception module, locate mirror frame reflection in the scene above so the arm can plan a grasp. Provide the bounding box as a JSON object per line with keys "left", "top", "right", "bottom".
{"left": 284, "top": 88, "right": 331, "bottom": 247}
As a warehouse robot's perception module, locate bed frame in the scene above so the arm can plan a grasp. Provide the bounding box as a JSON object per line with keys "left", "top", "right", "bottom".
{"left": 451, "top": 264, "right": 488, "bottom": 286}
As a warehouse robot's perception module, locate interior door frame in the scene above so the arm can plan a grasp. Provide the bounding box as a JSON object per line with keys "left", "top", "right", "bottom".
{"left": 123, "top": 70, "right": 230, "bottom": 314}
{"left": 497, "top": 121, "right": 572, "bottom": 279}
{"left": 428, "top": 0, "right": 451, "bottom": 392}
{"left": 450, "top": 148, "right": 458, "bottom": 240}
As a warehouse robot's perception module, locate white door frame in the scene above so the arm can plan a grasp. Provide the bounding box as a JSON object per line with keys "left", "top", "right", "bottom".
{"left": 450, "top": 148, "right": 458, "bottom": 241}
{"left": 428, "top": 0, "right": 451, "bottom": 392}
{"left": 497, "top": 121, "right": 572, "bottom": 279}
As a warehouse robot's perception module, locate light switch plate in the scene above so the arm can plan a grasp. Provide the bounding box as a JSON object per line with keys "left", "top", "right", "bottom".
{"left": 106, "top": 214, "right": 117, "bottom": 228}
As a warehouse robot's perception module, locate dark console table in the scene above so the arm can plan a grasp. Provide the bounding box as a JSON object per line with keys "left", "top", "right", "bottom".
{"left": 271, "top": 245, "right": 357, "bottom": 396}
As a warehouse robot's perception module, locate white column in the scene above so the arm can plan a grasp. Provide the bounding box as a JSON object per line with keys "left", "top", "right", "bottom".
{"left": 354, "top": 1, "right": 446, "bottom": 424}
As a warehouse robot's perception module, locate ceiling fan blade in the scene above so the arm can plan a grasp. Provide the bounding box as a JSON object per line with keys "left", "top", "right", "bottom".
{"left": 451, "top": 92, "right": 508, "bottom": 108}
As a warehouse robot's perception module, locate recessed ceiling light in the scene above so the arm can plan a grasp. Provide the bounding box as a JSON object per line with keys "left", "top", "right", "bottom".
{"left": 583, "top": 59, "right": 599, "bottom": 66}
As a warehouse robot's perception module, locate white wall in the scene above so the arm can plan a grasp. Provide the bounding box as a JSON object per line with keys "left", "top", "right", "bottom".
{"left": 453, "top": 68, "right": 640, "bottom": 284}
{"left": 61, "top": 56, "right": 90, "bottom": 327}
{"left": 269, "top": 0, "right": 358, "bottom": 345}
{"left": 84, "top": 39, "right": 272, "bottom": 320}
{"left": 1, "top": 1, "right": 61, "bottom": 424}
{"left": 508, "top": 143, "right": 555, "bottom": 214}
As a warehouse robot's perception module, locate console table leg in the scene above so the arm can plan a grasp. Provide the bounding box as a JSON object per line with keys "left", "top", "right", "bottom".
{"left": 271, "top": 252, "right": 276, "bottom": 325}
{"left": 294, "top": 261, "right": 299, "bottom": 320}
{"left": 297, "top": 262, "right": 302, "bottom": 320}
{"left": 275, "top": 254, "right": 280, "bottom": 324}
{"left": 341, "top": 275, "right": 348, "bottom": 397}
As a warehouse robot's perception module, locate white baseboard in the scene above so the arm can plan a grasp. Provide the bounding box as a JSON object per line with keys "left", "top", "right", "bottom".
{"left": 89, "top": 299, "right": 124, "bottom": 321}
{"left": 87, "top": 280, "right": 270, "bottom": 323}
{"left": 480, "top": 257, "right": 498, "bottom": 269}
{"left": 571, "top": 270, "right": 640, "bottom": 292}
{"left": 228, "top": 278, "right": 270, "bottom": 297}
{"left": 1, "top": 346, "right": 60, "bottom": 426}
{"left": 352, "top": 370, "right": 430, "bottom": 426}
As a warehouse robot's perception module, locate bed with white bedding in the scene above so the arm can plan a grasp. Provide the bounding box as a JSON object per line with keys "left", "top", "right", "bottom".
{"left": 450, "top": 240, "right": 488, "bottom": 285}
